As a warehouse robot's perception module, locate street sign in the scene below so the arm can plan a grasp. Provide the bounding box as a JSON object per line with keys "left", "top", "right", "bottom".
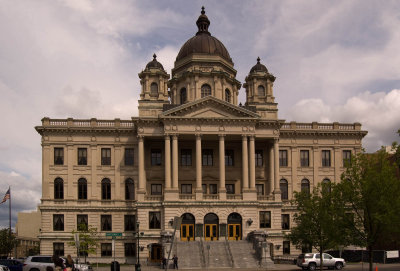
{"left": 106, "top": 232, "right": 122, "bottom": 237}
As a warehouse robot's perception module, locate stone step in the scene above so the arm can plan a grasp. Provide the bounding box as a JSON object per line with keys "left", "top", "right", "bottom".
{"left": 228, "top": 240, "right": 259, "bottom": 269}
{"left": 176, "top": 241, "right": 203, "bottom": 269}
{"left": 204, "top": 241, "right": 232, "bottom": 268}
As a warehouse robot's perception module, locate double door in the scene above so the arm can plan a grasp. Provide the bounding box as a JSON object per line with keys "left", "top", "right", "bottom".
{"left": 204, "top": 224, "right": 218, "bottom": 241}
{"left": 181, "top": 224, "right": 194, "bottom": 241}
{"left": 228, "top": 224, "right": 241, "bottom": 240}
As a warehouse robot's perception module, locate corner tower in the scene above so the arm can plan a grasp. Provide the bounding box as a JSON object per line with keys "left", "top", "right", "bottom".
{"left": 169, "top": 7, "right": 241, "bottom": 105}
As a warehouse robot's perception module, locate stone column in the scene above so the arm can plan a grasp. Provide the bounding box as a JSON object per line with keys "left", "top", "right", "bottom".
{"left": 219, "top": 134, "right": 226, "bottom": 200}
{"left": 269, "top": 144, "right": 274, "bottom": 195}
{"left": 165, "top": 135, "right": 171, "bottom": 189}
{"left": 196, "top": 134, "right": 203, "bottom": 200}
{"left": 138, "top": 136, "right": 145, "bottom": 201}
{"left": 242, "top": 135, "right": 249, "bottom": 189}
{"left": 172, "top": 135, "right": 179, "bottom": 189}
{"left": 273, "top": 138, "right": 281, "bottom": 200}
{"left": 249, "top": 136, "right": 256, "bottom": 189}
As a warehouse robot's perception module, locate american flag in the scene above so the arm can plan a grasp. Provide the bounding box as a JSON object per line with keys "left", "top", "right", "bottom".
{"left": 0, "top": 188, "right": 10, "bottom": 204}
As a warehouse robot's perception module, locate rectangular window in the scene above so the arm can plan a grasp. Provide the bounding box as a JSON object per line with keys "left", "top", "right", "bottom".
{"left": 124, "top": 215, "right": 136, "bottom": 231}
{"left": 322, "top": 150, "right": 331, "bottom": 167}
{"left": 202, "top": 184, "right": 207, "bottom": 194}
{"left": 124, "top": 148, "right": 134, "bottom": 166}
{"left": 283, "top": 241, "right": 290, "bottom": 254}
{"left": 300, "top": 150, "right": 309, "bottom": 167}
{"left": 181, "top": 184, "right": 192, "bottom": 194}
{"left": 77, "top": 214, "right": 88, "bottom": 231}
{"left": 101, "top": 148, "right": 111, "bottom": 165}
{"left": 149, "top": 212, "right": 161, "bottom": 229}
{"left": 282, "top": 214, "right": 290, "bottom": 230}
{"left": 279, "top": 150, "right": 288, "bottom": 167}
{"left": 151, "top": 149, "right": 162, "bottom": 166}
{"left": 225, "top": 150, "right": 234, "bottom": 166}
{"left": 125, "top": 243, "right": 136, "bottom": 257}
{"left": 260, "top": 211, "right": 271, "bottom": 228}
{"left": 151, "top": 184, "right": 162, "bottom": 195}
{"left": 343, "top": 150, "right": 351, "bottom": 167}
{"left": 209, "top": 184, "right": 217, "bottom": 194}
{"left": 53, "top": 243, "right": 64, "bottom": 257}
{"left": 101, "top": 215, "right": 112, "bottom": 231}
{"left": 255, "top": 150, "right": 263, "bottom": 166}
{"left": 202, "top": 149, "right": 213, "bottom": 166}
{"left": 101, "top": 243, "right": 112, "bottom": 257}
{"left": 181, "top": 149, "right": 192, "bottom": 166}
{"left": 54, "top": 148, "right": 64, "bottom": 165}
{"left": 77, "top": 148, "right": 87, "bottom": 165}
{"left": 225, "top": 184, "right": 235, "bottom": 194}
{"left": 53, "top": 214, "right": 64, "bottom": 231}
{"left": 256, "top": 184, "right": 264, "bottom": 196}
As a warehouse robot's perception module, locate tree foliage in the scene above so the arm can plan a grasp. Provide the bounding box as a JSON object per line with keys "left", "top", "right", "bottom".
{"left": 68, "top": 224, "right": 99, "bottom": 263}
{"left": 0, "top": 228, "right": 18, "bottom": 256}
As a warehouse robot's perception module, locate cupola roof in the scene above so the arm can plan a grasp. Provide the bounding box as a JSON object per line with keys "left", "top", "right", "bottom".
{"left": 250, "top": 57, "right": 268, "bottom": 73}
{"left": 145, "top": 54, "right": 164, "bottom": 70}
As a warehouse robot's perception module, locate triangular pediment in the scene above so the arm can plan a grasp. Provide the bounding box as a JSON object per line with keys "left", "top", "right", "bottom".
{"left": 161, "top": 96, "right": 260, "bottom": 119}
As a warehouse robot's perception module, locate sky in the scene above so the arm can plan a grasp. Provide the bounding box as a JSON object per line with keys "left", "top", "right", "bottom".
{"left": 0, "top": 0, "right": 399, "bottom": 229}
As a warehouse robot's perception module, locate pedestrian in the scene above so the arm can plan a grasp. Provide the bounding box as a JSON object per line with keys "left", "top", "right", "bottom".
{"left": 173, "top": 255, "right": 178, "bottom": 269}
{"left": 162, "top": 257, "right": 166, "bottom": 269}
{"left": 52, "top": 255, "right": 64, "bottom": 271}
{"left": 65, "top": 255, "right": 74, "bottom": 271}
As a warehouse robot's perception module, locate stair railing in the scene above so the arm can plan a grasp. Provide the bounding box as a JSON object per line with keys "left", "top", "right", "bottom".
{"left": 225, "top": 238, "right": 235, "bottom": 268}
{"left": 199, "top": 237, "right": 207, "bottom": 268}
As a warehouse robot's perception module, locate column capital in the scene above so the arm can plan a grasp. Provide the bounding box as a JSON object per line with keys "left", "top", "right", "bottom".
{"left": 242, "top": 134, "right": 248, "bottom": 139}
{"left": 249, "top": 135, "right": 255, "bottom": 141}
{"left": 274, "top": 138, "right": 279, "bottom": 143}
{"left": 219, "top": 134, "right": 225, "bottom": 138}
{"left": 172, "top": 134, "right": 179, "bottom": 140}
{"left": 137, "top": 135, "right": 144, "bottom": 140}
{"left": 195, "top": 133, "right": 202, "bottom": 139}
{"left": 164, "top": 135, "right": 171, "bottom": 140}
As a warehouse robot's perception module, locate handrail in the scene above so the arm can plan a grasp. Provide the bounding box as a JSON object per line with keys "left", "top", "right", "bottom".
{"left": 225, "top": 238, "right": 235, "bottom": 268}
{"left": 199, "top": 238, "right": 206, "bottom": 268}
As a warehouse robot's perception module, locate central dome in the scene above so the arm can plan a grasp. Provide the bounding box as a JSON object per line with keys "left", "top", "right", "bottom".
{"left": 176, "top": 7, "right": 232, "bottom": 63}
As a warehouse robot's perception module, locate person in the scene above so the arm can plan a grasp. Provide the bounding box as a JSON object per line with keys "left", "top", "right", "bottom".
{"left": 65, "top": 255, "right": 74, "bottom": 271}
{"left": 173, "top": 255, "right": 178, "bottom": 269}
{"left": 162, "top": 257, "right": 166, "bottom": 269}
{"left": 52, "top": 255, "right": 64, "bottom": 271}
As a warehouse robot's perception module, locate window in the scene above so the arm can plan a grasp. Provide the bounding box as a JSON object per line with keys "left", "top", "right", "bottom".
{"left": 124, "top": 148, "right": 134, "bottom": 166}
{"left": 150, "top": 82, "right": 158, "bottom": 96}
{"left": 255, "top": 150, "right": 263, "bottom": 166}
{"left": 280, "top": 179, "right": 288, "bottom": 200}
{"left": 202, "top": 184, "right": 207, "bottom": 194}
{"left": 78, "top": 148, "right": 87, "bottom": 165}
{"left": 202, "top": 149, "right": 213, "bottom": 166}
{"left": 53, "top": 214, "right": 64, "bottom": 231}
{"left": 101, "top": 215, "right": 112, "bottom": 231}
{"left": 282, "top": 214, "right": 290, "bottom": 229}
{"left": 54, "top": 148, "right": 64, "bottom": 165}
{"left": 302, "top": 243, "right": 312, "bottom": 253}
{"left": 322, "top": 150, "right": 331, "bottom": 167}
{"left": 226, "top": 184, "right": 235, "bottom": 194}
{"left": 124, "top": 215, "right": 136, "bottom": 231}
{"left": 258, "top": 85, "right": 265, "bottom": 96}
{"left": 151, "top": 149, "right": 162, "bottom": 166}
{"left": 77, "top": 215, "right": 88, "bottom": 230}
{"left": 300, "top": 150, "right": 309, "bottom": 167}
{"left": 181, "top": 184, "right": 192, "bottom": 194}
{"left": 78, "top": 178, "right": 87, "bottom": 200}
{"left": 225, "top": 150, "right": 234, "bottom": 166}
{"left": 125, "top": 178, "right": 135, "bottom": 200}
{"left": 101, "top": 148, "right": 111, "bottom": 165}
{"left": 54, "top": 178, "right": 64, "bottom": 199}
{"left": 151, "top": 184, "right": 162, "bottom": 195}
{"left": 101, "top": 178, "right": 111, "bottom": 200}
{"left": 260, "top": 211, "right": 271, "bottom": 228}
{"left": 256, "top": 184, "right": 264, "bottom": 196}
{"left": 201, "top": 84, "right": 211, "bottom": 97}
{"left": 180, "top": 88, "right": 187, "bottom": 104}
{"left": 125, "top": 243, "right": 136, "bottom": 257}
{"left": 101, "top": 243, "right": 112, "bottom": 257}
{"left": 53, "top": 243, "right": 64, "bottom": 257}
{"left": 283, "top": 241, "right": 290, "bottom": 254}
{"left": 343, "top": 150, "right": 351, "bottom": 167}
{"left": 181, "top": 149, "right": 192, "bottom": 166}
{"left": 149, "top": 212, "right": 161, "bottom": 229}
{"left": 225, "top": 89, "right": 231, "bottom": 103}
{"left": 301, "top": 179, "right": 310, "bottom": 194}
{"left": 279, "top": 150, "right": 288, "bottom": 167}
{"left": 322, "top": 179, "right": 331, "bottom": 193}
{"left": 209, "top": 184, "right": 217, "bottom": 194}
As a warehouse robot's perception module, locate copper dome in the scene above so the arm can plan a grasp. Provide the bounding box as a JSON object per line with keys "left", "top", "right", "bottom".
{"left": 250, "top": 57, "right": 268, "bottom": 73}
{"left": 146, "top": 54, "right": 164, "bottom": 70}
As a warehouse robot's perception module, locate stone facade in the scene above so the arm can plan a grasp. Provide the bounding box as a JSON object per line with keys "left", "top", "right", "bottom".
{"left": 35, "top": 8, "right": 367, "bottom": 264}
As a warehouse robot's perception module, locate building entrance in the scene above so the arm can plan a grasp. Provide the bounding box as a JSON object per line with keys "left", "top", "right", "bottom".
{"left": 204, "top": 213, "right": 219, "bottom": 241}
{"left": 227, "top": 212, "right": 242, "bottom": 240}
{"left": 149, "top": 244, "right": 162, "bottom": 263}
{"left": 180, "top": 213, "right": 195, "bottom": 241}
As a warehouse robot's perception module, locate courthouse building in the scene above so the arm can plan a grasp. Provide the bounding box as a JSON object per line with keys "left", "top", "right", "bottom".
{"left": 35, "top": 8, "right": 367, "bottom": 263}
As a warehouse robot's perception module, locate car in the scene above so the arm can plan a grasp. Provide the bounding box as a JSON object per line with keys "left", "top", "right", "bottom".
{"left": 0, "top": 259, "right": 23, "bottom": 271}
{"left": 0, "top": 265, "right": 11, "bottom": 271}
{"left": 297, "top": 253, "right": 346, "bottom": 270}
{"left": 22, "top": 256, "right": 92, "bottom": 271}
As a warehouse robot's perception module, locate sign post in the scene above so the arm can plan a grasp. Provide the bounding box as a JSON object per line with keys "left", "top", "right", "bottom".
{"left": 105, "top": 233, "right": 122, "bottom": 271}
{"left": 74, "top": 233, "right": 80, "bottom": 264}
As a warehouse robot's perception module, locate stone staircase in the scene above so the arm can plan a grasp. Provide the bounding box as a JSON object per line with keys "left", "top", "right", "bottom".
{"left": 176, "top": 240, "right": 203, "bottom": 269}
{"left": 204, "top": 240, "right": 232, "bottom": 268}
{"left": 228, "top": 240, "right": 259, "bottom": 269}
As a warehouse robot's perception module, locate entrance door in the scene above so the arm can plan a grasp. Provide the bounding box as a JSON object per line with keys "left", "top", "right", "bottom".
{"left": 150, "top": 244, "right": 162, "bottom": 263}
{"left": 181, "top": 224, "right": 194, "bottom": 241}
{"left": 204, "top": 224, "right": 218, "bottom": 241}
{"left": 228, "top": 224, "right": 241, "bottom": 240}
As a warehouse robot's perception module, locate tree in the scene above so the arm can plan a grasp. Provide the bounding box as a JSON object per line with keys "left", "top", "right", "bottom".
{"left": 0, "top": 228, "right": 18, "bottom": 256}
{"left": 287, "top": 183, "right": 346, "bottom": 271}
{"left": 337, "top": 149, "right": 400, "bottom": 271}
{"left": 68, "top": 224, "right": 99, "bottom": 263}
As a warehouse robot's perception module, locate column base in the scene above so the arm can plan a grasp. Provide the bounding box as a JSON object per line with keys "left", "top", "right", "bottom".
{"left": 242, "top": 188, "right": 257, "bottom": 200}
{"left": 164, "top": 188, "right": 179, "bottom": 201}
{"left": 219, "top": 188, "right": 226, "bottom": 200}
{"left": 195, "top": 188, "right": 203, "bottom": 200}
{"left": 273, "top": 190, "right": 281, "bottom": 201}
{"left": 137, "top": 189, "right": 145, "bottom": 201}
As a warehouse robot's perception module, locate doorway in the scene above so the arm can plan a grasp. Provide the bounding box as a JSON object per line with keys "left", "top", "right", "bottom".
{"left": 204, "top": 213, "right": 219, "bottom": 241}
{"left": 180, "top": 213, "right": 195, "bottom": 241}
{"left": 150, "top": 244, "right": 162, "bottom": 263}
{"left": 227, "top": 212, "right": 242, "bottom": 240}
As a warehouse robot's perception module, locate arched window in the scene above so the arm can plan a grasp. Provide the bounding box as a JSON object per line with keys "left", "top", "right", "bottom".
{"left": 301, "top": 179, "right": 310, "bottom": 194}
{"left": 180, "top": 88, "right": 187, "bottom": 104}
{"left": 78, "top": 178, "right": 87, "bottom": 200}
{"left": 150, "top": 82, "right": 158, "bottom": 96}
{"left": 225, "top": 89, "right": 231, "bottom": 103}
{"left": 280, "top": 179, "right": 288, "bottom": 200}
{"left": 102, "top": 178, "right": 111, "bottom": 200}
{"left": 201, "top": 84, "right": 211, "bottom": 98}
{"left": 322, "top": 178, "right": 331, "bottom": 193}
{"left": 125, "top": 178, "right": 135, "bottom": 200}
{"left": 258, "top": 85, "right": 265, "bottom": 96}
{"left": 54, "top": 178, "right": 64, "bottom": 199}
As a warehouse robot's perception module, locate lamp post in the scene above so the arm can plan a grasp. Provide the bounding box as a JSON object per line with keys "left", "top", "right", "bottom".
{"left": 135, "top": 222, "right": 141, "bottom": 271}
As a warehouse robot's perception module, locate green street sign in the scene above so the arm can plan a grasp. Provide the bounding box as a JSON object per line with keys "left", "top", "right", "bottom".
{"left": 106, "top": 232, "right": 122, "bottom": 237}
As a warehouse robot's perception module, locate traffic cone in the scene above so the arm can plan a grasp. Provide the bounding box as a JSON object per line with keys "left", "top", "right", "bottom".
{"left": 375, "top": 266, "right": 378, "bottom": 271}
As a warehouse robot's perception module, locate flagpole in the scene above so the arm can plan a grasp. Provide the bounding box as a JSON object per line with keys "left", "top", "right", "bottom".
{"left": 9, "top": 186, "right": 11, "bottom": 236}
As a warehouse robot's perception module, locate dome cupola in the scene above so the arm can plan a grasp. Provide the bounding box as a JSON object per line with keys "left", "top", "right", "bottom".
{"left": 145, "top": 54, "right": 164, "bottom": 70}
{"left": 250, "top": 57, "right": 268, "bottom": 73}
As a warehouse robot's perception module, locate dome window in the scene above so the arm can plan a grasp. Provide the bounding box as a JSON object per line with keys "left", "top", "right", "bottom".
{"left": 150, "top": 82, "right": 158, "bottom": 96}
{"left": 225, "top": 89, "right": 231, "bottom": 103}
{"left": 258, "top": 85, "right": 265, "bottom": 97}
{"left": 201, "top": 84, "right": 211, "bottom": 98}
{"left": 180, "top": 88, "right": 187, "bottom": 104}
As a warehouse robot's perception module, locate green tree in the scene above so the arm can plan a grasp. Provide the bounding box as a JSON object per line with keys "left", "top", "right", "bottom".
{"left": 68, "top": 224, "right": 99, "bottom": 263}
{"left": 0, "top": 229, "right": 18, "bottom": 256}
{"left": 337, "top": 149, "right": 400, "bottom": 271}
{"left": 287, "top": 183, "right": 346, "bottom": 271}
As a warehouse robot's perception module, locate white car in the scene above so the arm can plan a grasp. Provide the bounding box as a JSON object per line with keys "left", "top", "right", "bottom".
{"left": 22, "top": 256, "right": 91, "bottom": 271}
{"left": 0, "top": 265, "right": 11, "bottom": 271}
{"left": 297, "top": 253, "right": 346, "bottom": 270}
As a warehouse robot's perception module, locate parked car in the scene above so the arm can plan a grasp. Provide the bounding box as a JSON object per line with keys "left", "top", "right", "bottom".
{"left": 22, "top": 256, "right": 92, "bottom": 271}
{"left": 0, "top": 259, "right": 23, "bottom": 271}
{"left": 297, "top": 253, "right": 346, "bottom": 270}
{"left": 0, "top": 265, "right": 10, "bottom": 271}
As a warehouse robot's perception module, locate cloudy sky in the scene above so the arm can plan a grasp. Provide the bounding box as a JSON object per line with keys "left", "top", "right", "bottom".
{"left": 0, "top": 0, "right": 399, "bottom": 229}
